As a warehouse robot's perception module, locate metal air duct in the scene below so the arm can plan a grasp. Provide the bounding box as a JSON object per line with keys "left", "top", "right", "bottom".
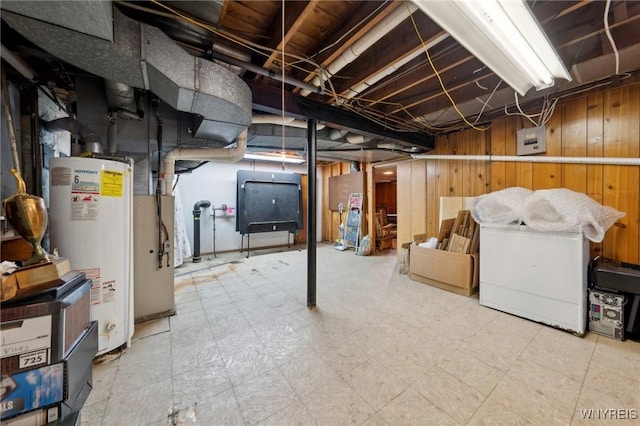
{"left": 44, "top": 117, "right": 103, "bottom": 154}
{"left": 1, "top": 4, "right": 252, "bottom": 143}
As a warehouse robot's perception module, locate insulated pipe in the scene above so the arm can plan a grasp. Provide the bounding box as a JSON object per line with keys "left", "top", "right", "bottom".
{"left": 192, "top": 200, "right": 211, "bottom": 263}
{"left": 252, "top": 114, "right": 326, "bottom": 130}
{"left": 341, "top": 33, "right": 449, "bottom": 100}
{"left": 301, "top": 3, "right": 418, "bottom": 96}
{"left": 410, "top": 154, "right": 640, "bottom": 166}
{"left": 252, "top": 115, "right": 296, "bottom": 125}
{"left": 346, "top": 134, "right": 372, "bottom": 144}
{"left": 163, "top": 129, "right": 248, "bottom": 194}
{"left": 211, "top": 51, "right": 323, "bottom": 95}
{"left": 0, "top": 43, "right": 38, "bottom": 82}
{"left": 329, "top": 129, "right": 349, "bottom": 140}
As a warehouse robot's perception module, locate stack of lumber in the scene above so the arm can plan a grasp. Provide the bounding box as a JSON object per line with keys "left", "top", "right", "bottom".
{"left": 435, "top": 210, "right": 479, "bottom": 254}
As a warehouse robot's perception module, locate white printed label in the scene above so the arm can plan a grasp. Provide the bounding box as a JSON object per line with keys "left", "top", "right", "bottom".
{"left": 19, "top": 348, "right": 49, "bottom": 369}
{"left": 47, "top": 406, "right": 59, "bottom": 422}
{"left": 1, "top": 315, "right": 52, "bottom": 358}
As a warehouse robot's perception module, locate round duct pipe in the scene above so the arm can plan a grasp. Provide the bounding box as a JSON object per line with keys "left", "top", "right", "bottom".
{"left": 346, "top": 134, "right": 372, "bottom": 144}
{"left": 104, "top": 80, "right": 137, "bottom": 114}
{"left": 329, "top": 129, "right": 349, "bottom": 140}
{"left": 192, "top": 200, "right": 211, "bottom": 263}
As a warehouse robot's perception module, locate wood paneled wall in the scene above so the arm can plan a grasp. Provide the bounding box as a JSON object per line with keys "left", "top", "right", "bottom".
{"left": 375, "top": 182, "right": 397, "bottom": 214}
{"left": 398, "top": 83, "right": 640, "bottom": 264}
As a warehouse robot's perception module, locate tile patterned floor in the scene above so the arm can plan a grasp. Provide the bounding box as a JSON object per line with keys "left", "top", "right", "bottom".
{"left": 81, "top": 244, "right": 640, "bottom": 425}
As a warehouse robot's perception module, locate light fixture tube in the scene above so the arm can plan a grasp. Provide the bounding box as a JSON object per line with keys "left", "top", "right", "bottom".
{"left": 411, "top": 0, "right": 571, "bottom": 96}
{"left": 243, "top": 153, "right": 305, "bottom": 164}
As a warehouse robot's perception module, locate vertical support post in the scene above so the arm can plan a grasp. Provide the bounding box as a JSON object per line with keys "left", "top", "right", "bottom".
{"left": 307, "top": 119, "right": 317, "bottom": 307}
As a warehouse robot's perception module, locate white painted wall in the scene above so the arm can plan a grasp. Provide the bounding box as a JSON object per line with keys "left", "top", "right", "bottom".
{"left": 176, "top": 160, "right": 322, "bottom": 256}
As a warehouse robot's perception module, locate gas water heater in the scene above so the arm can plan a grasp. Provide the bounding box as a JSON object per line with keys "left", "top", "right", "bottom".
{"left": 49, "top": 157, "right": 134, "bottom": 355}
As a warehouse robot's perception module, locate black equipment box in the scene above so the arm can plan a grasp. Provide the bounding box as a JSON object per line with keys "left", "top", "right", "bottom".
{"left": 590, "top": 257, "right": 640, "bottom": 294}
{"left": 589, "top": 257, "right": 640, "bottom": 340}
{"left": 588, "top": 289, "right": 627, "bottom": 340}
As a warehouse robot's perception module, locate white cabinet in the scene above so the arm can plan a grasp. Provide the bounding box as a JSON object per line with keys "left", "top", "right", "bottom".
{"left": 479, "top": 224, "right": 589, "bottom": 335}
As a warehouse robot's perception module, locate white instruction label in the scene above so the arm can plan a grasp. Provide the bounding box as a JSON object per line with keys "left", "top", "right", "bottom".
{"left": 19, "top": 348, "right": 49, "bottom": 369}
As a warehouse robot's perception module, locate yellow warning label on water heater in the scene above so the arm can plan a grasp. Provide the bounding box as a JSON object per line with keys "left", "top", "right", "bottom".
{"left": 101, "top": 170, "right": 124, "bottom": 197}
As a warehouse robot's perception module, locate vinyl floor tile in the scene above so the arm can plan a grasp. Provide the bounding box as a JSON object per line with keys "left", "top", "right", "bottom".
{"left": 300, "top": 377, "right": 374, "bottom": 425}
{"left": 86, "top": 245, "right": 640, "bottom": 426}
{"left": 377, "top": 387, "right": 458, "bottom": 425}
{"left": 343, "top": 358, "right": 408, "bottom": 411}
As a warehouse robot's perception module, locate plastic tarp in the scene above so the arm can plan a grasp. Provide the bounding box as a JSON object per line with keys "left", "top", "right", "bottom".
{"left": 471, "top": 187, "right": 625, "bottom": 242}
{"left": 470, "top": 187, "right": 533, "bottom": 225}
{"left": 173, "top": 187, "right": 192, "bottom": 266}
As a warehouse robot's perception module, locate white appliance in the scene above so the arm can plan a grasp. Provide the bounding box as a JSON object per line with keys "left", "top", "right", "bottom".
{"left": 49, "top": 157, "right": 134, "bottom": 354}
{"left": 479, "top": 224, "right": 589, "bottom": 335}
{"left": 133, "top": 195, "right": 175, "bottom": 322}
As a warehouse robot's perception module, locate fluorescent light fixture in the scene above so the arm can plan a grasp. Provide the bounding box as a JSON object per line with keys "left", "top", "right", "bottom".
{"left": 412, "top": 0, "right": 571, "bottom": 96}
{"left": 244, "top": 152, "right": 305, "bottom": 164}
{"left": 382, "top": 170, "right": 395, "bottom": 175}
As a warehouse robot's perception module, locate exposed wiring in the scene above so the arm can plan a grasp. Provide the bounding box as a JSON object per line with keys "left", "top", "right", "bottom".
{"left": 148, "top": 0, "right": 501, "bottom": 134}
{"left": 404, "top": 1, "right": 488, "bottom": 131}
{"left": 148, "top": 0, "right": 464, "bottom": 134}
{"left": 505, "top": 91, "right": 559, "bottom": 127}
{"left": 149, "top": 0, "right": 329, "bottom": 79}
{"left": 604, "top": 0, "right": 620, "bottom": 75}
{"left": 475, "top": 80, "right": 488, "bottom": 91}
{"left": 513, "top": 92, "right": 540, "bottom": 126}
{"left": 172, "top": 174, "right": 180, "bottom": 192}
{"left": 472, "top": 80, "right": 502, "bottom": 125}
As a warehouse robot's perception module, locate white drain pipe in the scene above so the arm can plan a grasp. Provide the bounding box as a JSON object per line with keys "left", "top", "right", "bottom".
{"left": 342, "top": 32, "right": 449, "bottom": 100}
{"left": 300, "top": 3, "right": 418, "bottom": 96}
{"left": 410, "top": 154, "right": 640, "bottom": 166}
{"left": 251, "top": 114, "right": 325, "bottom": 130}
{"left": 163, "top": 130, "right": 248, "bottom": 194}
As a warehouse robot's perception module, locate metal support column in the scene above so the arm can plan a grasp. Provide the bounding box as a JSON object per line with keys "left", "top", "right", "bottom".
{"left": 307, "top": 119, "right": 317, "bottom": 307}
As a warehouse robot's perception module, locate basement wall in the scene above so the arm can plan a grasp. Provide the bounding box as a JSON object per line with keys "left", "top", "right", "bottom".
{"left": 398, "top": 83, "right": 640, "bottom": 264}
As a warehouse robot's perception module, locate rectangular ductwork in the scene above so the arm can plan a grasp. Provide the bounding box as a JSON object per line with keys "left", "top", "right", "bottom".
{"left": 1, "top": 2, "right": 252, "bottom": 144}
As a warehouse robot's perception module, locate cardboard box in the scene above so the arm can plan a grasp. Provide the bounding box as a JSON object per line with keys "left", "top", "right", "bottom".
{"left": 1, "top": 405, "right": 60, "bottom": 425}
{"left": 409, "top": 244, "right": 479, "bottom": 296}
{"left": 1, "top": 274, "right": 91, "bottom": 375}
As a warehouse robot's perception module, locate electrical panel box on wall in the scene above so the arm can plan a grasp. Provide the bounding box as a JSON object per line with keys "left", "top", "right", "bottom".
{"left": 517, "top": 125, "right": 546, "bottom": 155}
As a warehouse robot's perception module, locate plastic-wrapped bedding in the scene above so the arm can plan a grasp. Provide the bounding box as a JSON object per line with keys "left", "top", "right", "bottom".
{"left": 470, "top": 187, "right": 533, "bottom": 225}
{"left": 521, "top": 188, "right": 625, "bottom": 242}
